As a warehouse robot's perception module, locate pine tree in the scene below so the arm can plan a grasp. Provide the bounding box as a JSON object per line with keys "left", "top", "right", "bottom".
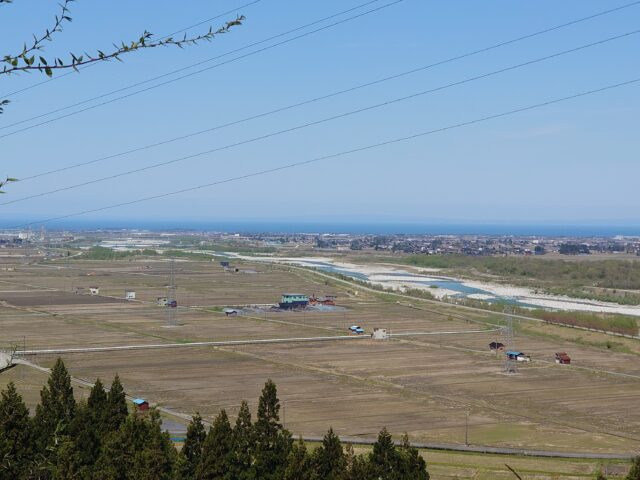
{"left": 397, "top": 433, "right": 429, "bottom": 480}
{"left": 253, "top": 379, "right": 292, "bottom": 480}
{"left": 56, "top": 402, "right": 101, "bottom": 478}
{"left": 87, "top": 378, "right": 109, "bottom": 434}
{"left": 106, "top": 374, "right": 128, "bottom": 433}
{"left": 0, "top": 382, "right": 32, "bottom": 478}
{"left": 628, "top": 456, "right": 640, "bottom": 480}
{"left": 284, "top": 437, "right": 315, "bottom": 480}
{"left": 369, "top": 427, "right": 398, "bottom": 479}
{"left": 33, "top": 358, "right": 76, "bottom": 456}
{"left": 312, "top": 427, "right": 346, "bottom": 480}
{"left": 177, "top": 413, "right": 206, "bottom": 480}
{"left": 132, "top": 409, "right": 177, "bottom": 480}
{"left": 95, "top": 408, "right": 175, "bottom": 480}
{"left": 196, "top": 409, "right": 234, "bottom": 480}
{"left": 231, "top": 401, "right": 255, "bottom": 480}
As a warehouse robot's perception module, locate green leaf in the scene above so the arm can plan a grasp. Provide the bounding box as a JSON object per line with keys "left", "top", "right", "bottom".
{"left": 44, "top": 66, "right": 52, "bottom": 77}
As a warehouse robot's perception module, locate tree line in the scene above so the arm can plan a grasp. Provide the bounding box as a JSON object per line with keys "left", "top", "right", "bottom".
{"left": 0, "top": 358, "right": 429, "bottom": 479}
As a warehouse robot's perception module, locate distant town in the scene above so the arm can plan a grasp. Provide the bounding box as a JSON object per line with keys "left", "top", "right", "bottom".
{"left": 2, "top": 228, "right": 640, "bottom": 257}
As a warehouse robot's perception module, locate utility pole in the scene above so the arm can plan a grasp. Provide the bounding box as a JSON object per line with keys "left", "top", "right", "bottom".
{"left": 166, "top": 258, "right": 177, "bottom": 327}
{"left": 503, "top": 307, "right": 517, "bottom": 374}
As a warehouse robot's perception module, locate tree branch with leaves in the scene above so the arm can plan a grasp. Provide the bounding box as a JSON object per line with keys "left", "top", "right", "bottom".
{"left": 0, "top": 1, "right": 245, "bottom": 193}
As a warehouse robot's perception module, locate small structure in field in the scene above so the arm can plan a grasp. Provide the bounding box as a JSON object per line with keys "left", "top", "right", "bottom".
{"left": 506, "top": 351, "right": 531, "bottom": 362}
{"left": 372, "top": 328, "right": 388, "bottom": 340}
{"left": 88, "top": 286, "right": 99, "bottom": 296}
{"left": 279, "top": 293, "right": 309, "bottom": 310}
{"left": 555, "top": 352, "right": 571, "bottom": 364}
{"left": 125, "top": 290, "right": 136, "bottom": 300}
{"left": 309, "top": 294, "right": 337, "bottom": 306}
{"left": 133, "top": 398, "right": 149, "bottom": 411}
{"left": 489, "top": 341, "right": 505, "bottom": 352}
{"left": 157, "top": 297, "right": 168, "bottom": 306}
{"left": 219, "top": 261, "right": 230, "bottom": 268}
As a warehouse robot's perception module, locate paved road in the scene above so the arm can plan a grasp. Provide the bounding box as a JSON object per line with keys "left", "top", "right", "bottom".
{"left": 16, "top": 328, "right": 500, "bottom": 356}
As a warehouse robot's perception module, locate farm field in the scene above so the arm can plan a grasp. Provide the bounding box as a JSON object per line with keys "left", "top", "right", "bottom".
{"left": 1, "top": 253, "right": 639, "bottom": 478}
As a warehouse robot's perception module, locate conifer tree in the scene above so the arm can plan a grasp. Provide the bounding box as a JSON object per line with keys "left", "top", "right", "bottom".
{"left": 343, "top": 443, "right": 373, "bottom": 480}
{"left": 369, "top": 427, "right": 398, "bottom": 479}
{"left": 0, "top": 382, "right": 32, "bottom": 478}
{"left": 133, "top": 409, "right": 177, "bottom": 480}
{"left": 57, "top": 402, "right": 101, "bottom": 478}
{"left": 628, "top": 456, "right": 640, "bottom": 480}
{"left": 106, "top": 374, "right": 128, "bottom": 433}
{"left": 33, "top": 358, "right": 76, "bottom": 455}
{"left": 196, "top": 409, "right": 233, "bottom": 480}
{"left": 284, "top": 437, "right": 315, "bottom": 480}
{"left": 231, "top": 401, "right": 255, "bottom": 479}
{"left": 177, "top": 413, "right": 206, "bottom": 480}
{"left": 253, "top": 379, "right": 293, "bottom": 480}
{"left": 95, "top": 408, "right": 175, "bottom": 480}
{"left": 312, "top": 427, "right": 346, "bottom": 480}
{"left": 87, "top": 378, "right": 109, "bottom": 433}
{"left": 397, "top": 433, "right": 429, "bottom": 480}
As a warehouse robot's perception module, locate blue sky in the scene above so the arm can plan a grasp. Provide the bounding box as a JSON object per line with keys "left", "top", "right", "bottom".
{"left": 0, "top": 0, "right": 639, "bottom": 228}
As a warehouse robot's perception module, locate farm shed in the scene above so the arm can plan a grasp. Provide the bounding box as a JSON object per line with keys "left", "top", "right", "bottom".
{"left": 133, "top": 398, "right": 149, "bottom": 411}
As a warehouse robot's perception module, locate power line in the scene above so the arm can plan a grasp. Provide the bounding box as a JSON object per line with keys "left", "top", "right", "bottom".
{"left": 4, "top": 29, "right": 637, "bottom": 206}
{"left": 12, "top": 77, "right": 640, "bottom": 229}
{"left": 0, "top": 0, "right": 264, "bottom": 99}
{"left": 0, "top": 0, "right": 399, "bottom": 137}
{"left": 11, "top": 1, "right": 640, "bottom": 184}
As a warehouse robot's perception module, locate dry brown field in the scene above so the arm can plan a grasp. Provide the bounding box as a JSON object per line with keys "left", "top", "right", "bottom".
{"left": 1, "top": 253, "right": 639, "bottom": 477}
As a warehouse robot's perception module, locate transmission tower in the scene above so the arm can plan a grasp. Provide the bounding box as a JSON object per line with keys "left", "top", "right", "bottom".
{"left": 166, "top": 258, "right": 178, "bottom": 327}
{"left": 502, "top": 307, "right": 518, "bottom": 374}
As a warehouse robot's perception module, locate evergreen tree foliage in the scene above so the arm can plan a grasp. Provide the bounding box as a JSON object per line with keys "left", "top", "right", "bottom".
{"left": 0, "top": 382, "right": 32, "bottom": 479}
{"left": 55, "top": 402, "right": 101, "bottom": 478}
{"left": 196, "top": 409, "right": 233, "bottom": 480}
{"left": 87, "top": 378, "right": 109, "bottom": 433}
{"left": 369, "top": 427, "right": 398, "bottom": 479}
{"left": 284, "top": 437, "right": 315, "bottom": 480}
{"left": 95, "top": 409, "right": 175, "bottom": 480}
{"left": 343, "top": 443, "right": 374, "bottom": 480}
{"left": 253, "top": 379, "right": 292, "bottom": 480}
{"left": 106, "top": 374, "right": 128, "bottom": 433}
{"left": 231, "top": 400, "right": 255, "bottom": 480}
{"left": 1, "top": 376, "right": 431, "bottom": 479}
{"left": 33, "top": 358, "right": 77, "bottom": 456}
{"left": 397, "top": 433, "right": 429, "bottom": 480}
{"left": 628, "top": 456, "right": 640, "bottom": 480}
{"left": 312, "top": 427, "right": 347, "bottom": 480}
{"left": 177, "top": 413, "right": 206, "bottom": 480}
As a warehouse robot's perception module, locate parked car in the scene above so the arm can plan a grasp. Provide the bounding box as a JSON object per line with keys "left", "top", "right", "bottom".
{"left": 349, "top": 325, "right": 365, "bottom": 334}
{"left": 555, "top": 352, "right": 571, "bottom": 364}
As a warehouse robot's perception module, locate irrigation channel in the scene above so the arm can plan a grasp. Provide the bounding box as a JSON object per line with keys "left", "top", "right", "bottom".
{"left": 14, "top": 328, "right": 500, "bottom": 356}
